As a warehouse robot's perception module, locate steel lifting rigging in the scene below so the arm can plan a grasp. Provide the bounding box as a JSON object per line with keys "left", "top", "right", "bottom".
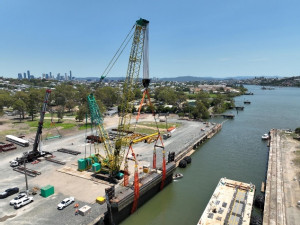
{"left": 116, "top": 18, "right": 166, "bottom": 213}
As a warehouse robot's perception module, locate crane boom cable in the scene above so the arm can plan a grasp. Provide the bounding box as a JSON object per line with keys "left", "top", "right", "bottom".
{"left": 103, "top": 33, "right": 134, "bottom": 79}
{"left": 100, "top": 25, "right": 135, "bottom": 80}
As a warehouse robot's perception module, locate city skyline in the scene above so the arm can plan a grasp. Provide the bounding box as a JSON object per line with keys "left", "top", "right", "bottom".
{"left": 1, "top": 0, "right": 300, "bottom": 78}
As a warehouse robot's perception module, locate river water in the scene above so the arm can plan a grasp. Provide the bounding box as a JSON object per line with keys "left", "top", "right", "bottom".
{"left": 121, "top": 85, "right": 300, "bottom": 225}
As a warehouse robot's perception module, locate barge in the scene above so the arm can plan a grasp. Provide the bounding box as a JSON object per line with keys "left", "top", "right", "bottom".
{"left": 197, "top": 178, "right": 255, "bottom": 225}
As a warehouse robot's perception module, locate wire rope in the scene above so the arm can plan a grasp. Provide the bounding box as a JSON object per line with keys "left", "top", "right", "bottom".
{"left": 100, "top": 24, "right": 135, "bottom": 80}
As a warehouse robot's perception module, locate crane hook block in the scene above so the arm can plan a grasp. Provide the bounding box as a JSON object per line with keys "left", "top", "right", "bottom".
{"left": 142, "top": 78, "right": 151, "bottom": 88}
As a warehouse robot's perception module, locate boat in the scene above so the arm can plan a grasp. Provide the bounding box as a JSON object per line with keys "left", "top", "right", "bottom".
{"left": 244, "top": 100, "right": 251, "bottom": 104}
{"left": 284, "top": 129, "right": 292, "bottom": 134}
{"left": 262, "top": 134, "right": 269, "bottom": 140}
{"left": 173, "top": 173, "right": 183, "bottom": 180}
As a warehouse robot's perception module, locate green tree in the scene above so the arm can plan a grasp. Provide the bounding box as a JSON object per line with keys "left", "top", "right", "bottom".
{"left": 195, "top": 91, "right": 211, "bottom": 108}
{"left": 54, "top": 83, "right": 76, "bottom": 107}
{"left": 95, "top": 86, "right": 118, "bottom": 108}
{"left": 75, "top": 85, "right": 89, "bottom": 105}
{"left": 13, "top": 92, "right": 29, "bottom": 119}
{"left": 27, "top": 89, "right": 43, "bottom": 121}
{"left": 75, "top": 105, "right": 87, "bottom": 122}
{"left": 155, "top": 87, "right": 177, "bottom": 105}
{"left": 57, "top": 106, "right": 64, "bottom": 123}
{"left": 13, "top": 99, "right": 26, "bottom": 121}
{"left": 211, "top": 94, "right": 226, "bottom": 113}
{"left": 145, "top": 105, "right": 155, "bottom": 113}
{"left": 0, "top": 90, "right": 13, "bottom": 116}
{"left": 133, "top": 87, "right": 143, "bottom": 100}
{"left": 195, "top": 101, "right": 210, "bottom": 119}
{"left": 65, "top": 99, "right": 76, "bottom": 113}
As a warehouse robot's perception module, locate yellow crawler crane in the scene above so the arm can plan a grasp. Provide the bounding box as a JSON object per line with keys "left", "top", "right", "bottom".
{"left": 114, "top": 18, "right": 150, "bottom": 177}
{"left": 115, "top": 18, "right": 166, "bottom": 214}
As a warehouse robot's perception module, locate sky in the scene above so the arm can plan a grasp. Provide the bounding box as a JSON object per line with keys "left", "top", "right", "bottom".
{"left": 1, "top": 0, "right": 300, "bottom": 78}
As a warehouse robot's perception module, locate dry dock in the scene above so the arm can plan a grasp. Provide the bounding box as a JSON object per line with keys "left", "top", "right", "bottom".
{"left": 197, "top": 178, "right": 255, "bottom": 225}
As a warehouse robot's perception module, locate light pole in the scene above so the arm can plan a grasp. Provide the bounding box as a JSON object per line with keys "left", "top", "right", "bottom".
{"left": 23, "top": 155, "right": 29, "bottom": 194}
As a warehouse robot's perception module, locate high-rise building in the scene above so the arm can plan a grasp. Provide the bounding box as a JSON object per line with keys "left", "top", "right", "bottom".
{"left": 56, "top": 73, "right": 60, "bottom": 80}
{"left": 27, "top": 70, "right": 30, "bottom": 79}
{"left": 49, "top": 72, "right": 52, "bottom": 79}
{"left": 23, "top": 73, "right": 26, "bottom": 79}
{"left": 65, "top": 73, "right": 68, "bottom": 80}
{"left": 69, "top": 70, "right": 72, "bottom": 80}
{"left": 18, "top": 73, "right": 23, "bottom": 79}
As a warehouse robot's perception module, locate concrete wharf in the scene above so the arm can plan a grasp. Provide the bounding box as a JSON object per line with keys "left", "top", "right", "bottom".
{"left": 0, "top": 120, "right": 222, "bottom": 225}
{"left": 197, "top": 178, "right": 255, "bottom": 225}
{"left": 263, "top": 129, "right": 286, "bottom": 225}
{"left": 174, "top": 123, "right": 222, "bottom": 164}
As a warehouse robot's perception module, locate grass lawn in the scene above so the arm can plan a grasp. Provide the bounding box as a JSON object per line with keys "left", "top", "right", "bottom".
{"left": 138, "top": 121, "right": 181, "bottom": 129}
{"left": 44, "top": 113, "right": 75, "bottom": 118}
{"left": 78, "top": 123, "right": 92, "bottom": 130}
{"left": 130, "top": 127, "right": 158, "bottom": 135}
{"left": 26, "top": 120, "right": 76, "bottom": 129}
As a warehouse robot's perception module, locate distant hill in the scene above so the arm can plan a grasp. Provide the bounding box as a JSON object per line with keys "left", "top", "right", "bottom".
{"left": 75, "top": 76, "right": 124, "bottom": 81}
{"left": 75, "top": 75, "right": 280, "bottom": 82}
{"left": 159, "top": 76, "right": 220, "bottom": 82}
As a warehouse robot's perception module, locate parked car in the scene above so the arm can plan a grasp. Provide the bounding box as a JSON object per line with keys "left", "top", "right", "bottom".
{"left": 14, "top": 196, "right": 34, "bottom": 209}
{"left": 0, "top": 187, "right": 19, "bottom": 199}
{"left": 57, "top": 197, "right": 74, "bottom": 210}
{"left": 10, "top": 192, "right": 27, "bottom": 205}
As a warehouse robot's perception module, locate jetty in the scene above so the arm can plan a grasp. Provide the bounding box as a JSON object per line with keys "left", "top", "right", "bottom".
{"left": 212, "top": 114, "right": 235, "bottom": 119}
{"left": 234, "top": 106, "right": 244, "bottom": 111}
{"left": 263, "top": 129, "right": 286, "bottom": 225}
{"left": 197, "top": 178, "right": 255, "bottom": 225}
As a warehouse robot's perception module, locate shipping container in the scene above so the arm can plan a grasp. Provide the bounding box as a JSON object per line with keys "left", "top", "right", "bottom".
{"left": 41, "top": 185, "right": 54, "bottom": 198}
